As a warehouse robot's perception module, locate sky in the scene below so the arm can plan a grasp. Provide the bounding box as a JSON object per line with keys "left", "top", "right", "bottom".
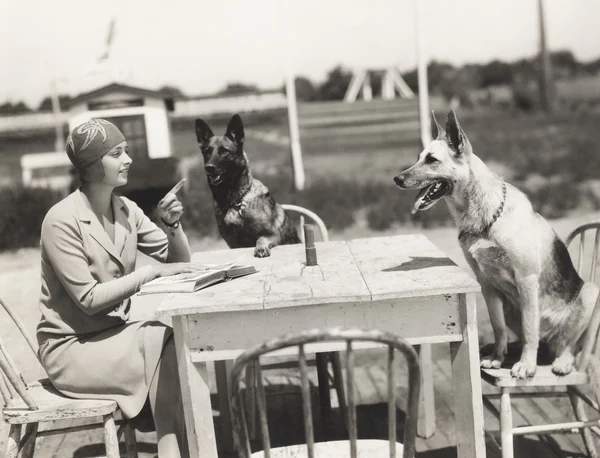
{"left": 1, "top": 0, "right": 600, "bottom": 108}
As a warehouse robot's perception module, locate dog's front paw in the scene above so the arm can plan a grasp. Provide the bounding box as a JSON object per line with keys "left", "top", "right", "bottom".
{"left": 510, "top": 360, "right": 536, "bottom": 379}
{"left": 551, "top": 354, "right": 575, "bottom": 376}
{"left": 254, "top": 244, "right": 271, "bottom": 258}
{"left": 481, "top": 356, "right": 503, "bottom": 369}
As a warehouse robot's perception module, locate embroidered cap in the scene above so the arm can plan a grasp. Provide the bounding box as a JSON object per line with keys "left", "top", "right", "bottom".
{"left": 66, "top": 119, "right": 126, "bottom": 181}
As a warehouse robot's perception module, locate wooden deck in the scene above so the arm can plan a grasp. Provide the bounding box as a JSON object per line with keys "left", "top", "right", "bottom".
{"left": 6, "top": 344, "right": 596, "bottom": 458}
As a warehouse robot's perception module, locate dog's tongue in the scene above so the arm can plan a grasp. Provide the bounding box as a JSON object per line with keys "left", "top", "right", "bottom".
{"left": 412, "top": 185, "right": 434, "bottom": 214}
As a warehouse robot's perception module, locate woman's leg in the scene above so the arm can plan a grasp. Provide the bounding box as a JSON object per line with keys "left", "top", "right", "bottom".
{"left": 148, "top": 336, "right": 189, "bottom": 458}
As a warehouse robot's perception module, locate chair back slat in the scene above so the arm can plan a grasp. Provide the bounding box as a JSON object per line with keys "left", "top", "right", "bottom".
{"left": 578, "top": 292, "right": 600, "bottom": 371}
{"left": 0, "top": 371, "right": 13, "bottom": 405}
{"left": 0, "top": 340, "right": 38, "bottom": 410}
{"left": 255, "top": 364, "right": 271, "bottom": 458}
{"left": 298, "top": 346, "right": 315, "bottom": 458}
{"left": 346, "top": 341, "right": 357, "bottom": 458}
{"left": 566, "top": 222, "right": 600, "bottom": 369}
{"left": 281, "top": 204, "right": 329, "bottom": 243}
{"left": 229, "top": 328, "right": 420, "bottom": 458}
{"left": 593, "top": 229, "right": 600, "bottom": 282}
{"left": 0, "top": 297, "right": 39, "bottom": 359}
{"left": 388, "top": 347, "right": 397, "bottom": 458}
{"left": 576, "top": 230, "right": 584, "bottom": 272}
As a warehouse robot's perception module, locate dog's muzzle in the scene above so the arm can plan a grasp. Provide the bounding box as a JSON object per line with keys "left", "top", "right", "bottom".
{"left": 205, "top": 164, "right": 218, "bottom": 177}
{"left": 393, "top": 175, "right": 405, "bottom": 188}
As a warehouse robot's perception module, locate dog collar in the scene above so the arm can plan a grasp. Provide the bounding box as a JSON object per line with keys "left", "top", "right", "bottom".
{"left": 232, "top": 189, "right": 251, "bottom": 212}
{"left": 459, "top": 181, "right": 507, "bottom": 240}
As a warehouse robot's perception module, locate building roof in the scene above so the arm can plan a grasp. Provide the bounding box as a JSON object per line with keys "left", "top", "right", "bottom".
{"left": 67, "top": 83, "right": 172, "bottom": 108}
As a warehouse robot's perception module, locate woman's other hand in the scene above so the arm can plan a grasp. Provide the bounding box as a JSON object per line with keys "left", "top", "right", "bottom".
{"left": 153, "top": 262, "right": 207, "bottom": 279}
{"left": 157, "top": 191, "right": 184, "bottom": 226}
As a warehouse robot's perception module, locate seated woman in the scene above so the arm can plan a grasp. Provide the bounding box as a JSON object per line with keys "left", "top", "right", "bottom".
{"left": 37, "top": 119, "right": 201, "bottom": 458}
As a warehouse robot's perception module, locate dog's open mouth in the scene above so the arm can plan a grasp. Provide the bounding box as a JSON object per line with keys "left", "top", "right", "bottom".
{"left": 412, "top": 181, "right": 451, "bottom": 213}
{"left": 208, "top": 174, "right": 224, "bottom": 185}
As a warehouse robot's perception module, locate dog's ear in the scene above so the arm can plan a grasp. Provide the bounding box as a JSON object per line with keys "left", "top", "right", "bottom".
{"left": 431, "top": 110, "right": 444, "bottom": 140}
{"left": 445, "top": 110, "right": 469, "bottom": 156}
{"left": 195, "top": 119, "right": 214, "bottom": 149}
{"left": 225, "top": 114, "right": 245, "bottom": 145}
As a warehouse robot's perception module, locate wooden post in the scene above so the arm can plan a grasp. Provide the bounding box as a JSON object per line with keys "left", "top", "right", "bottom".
{"left": 414, "top": 0, "right": 432, "bottom": 147}
{"left": 538, "top": 0, "right": 554, "bottom": 112}
{"left": 283, "top": 0, "right": 306, "bottom": 191}
{"left": 50, "top": 81, "right": 65, "bottom": 153}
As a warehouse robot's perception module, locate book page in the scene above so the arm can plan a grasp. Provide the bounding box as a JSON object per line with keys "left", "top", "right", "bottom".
{"left": 145, "top": 255, "right": 249, "bottom": 286}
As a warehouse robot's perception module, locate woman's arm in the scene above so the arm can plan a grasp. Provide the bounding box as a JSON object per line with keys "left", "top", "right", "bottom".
{"left": 159, "top": 220, "right": 191, "bottom": 262}
{"left": 155, "top": 188, "right": 192, "bottom": 262}
{"left": 43, "top": 212, "right": 201, "bottom": 316}
{"left": 42, "top": 214, "right": 159, "bottom": 315}
{"left": 128, "top": 195, "right": 192, "bottom": 263}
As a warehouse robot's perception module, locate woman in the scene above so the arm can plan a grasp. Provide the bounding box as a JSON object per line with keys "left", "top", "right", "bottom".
{"left": 37, "top": 118, "right": 199, "bottom": 458}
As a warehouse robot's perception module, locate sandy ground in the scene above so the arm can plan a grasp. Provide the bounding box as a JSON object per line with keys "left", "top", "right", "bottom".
{"left": 1, "top": 210, "right": 599, "bottom": 456}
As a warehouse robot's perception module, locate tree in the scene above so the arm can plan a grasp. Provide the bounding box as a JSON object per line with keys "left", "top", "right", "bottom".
{"left": 218, "top": 82, "right": 259, "bottom": 96}
{"left": 285, "top": 76, "right": 318, "bottom": 102}
{"left": 318, "top": 66, "right": 353, "bottom": 101}
{"left": 550, "top": 50, "right": 579, "bottom": 77}
{"left": 479, "top": 60, "right": 513, "bottom": 87}
{"left": 158, "top": 85, "right": 185, "bottom": 97}
{"left": 37, "top": 95, "right": 71, "bottom": 112}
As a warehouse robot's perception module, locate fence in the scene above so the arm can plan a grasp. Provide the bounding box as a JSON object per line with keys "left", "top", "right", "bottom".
{"left": 297, "top": 98, "right": 431, "bottom": 154}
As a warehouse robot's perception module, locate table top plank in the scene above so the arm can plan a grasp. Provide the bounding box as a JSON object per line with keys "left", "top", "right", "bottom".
{"left": 156, "top": 247, "right": 268, "bottom": 317}
{"left": 347, "top": 235, "right": 480, "bottom": 301}
{"left": 263, "top": 241, "right": 372, "bottom": 308}
{"left": 154, "top": 235, "right": 480, "bottom": 318}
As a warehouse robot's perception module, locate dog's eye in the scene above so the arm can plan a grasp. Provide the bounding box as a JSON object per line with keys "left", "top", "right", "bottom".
{"left": 425, "top": 155, "right": 438, "bottom": 164}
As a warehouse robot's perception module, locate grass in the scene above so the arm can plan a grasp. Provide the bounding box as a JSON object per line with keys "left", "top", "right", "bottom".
{"left": 3, "top": 105, "right": 600, "bottom": 248}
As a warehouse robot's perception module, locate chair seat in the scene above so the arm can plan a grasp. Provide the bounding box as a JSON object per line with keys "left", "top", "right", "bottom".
{"left": 2, "top": 380, "right": 119, "bottom": 424}
{"left": 251, "top": 439, "right": 404, "bottom": 457}
{"left": 481, "top": 365, "right": 589, "bottom": 388}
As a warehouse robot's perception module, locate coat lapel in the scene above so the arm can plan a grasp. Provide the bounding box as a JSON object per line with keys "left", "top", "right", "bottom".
{"left": 112, "top": 194, "right": 130, "bottom": 257}
{"left": 74, "top": 190, "right": 125, "bottom": 269}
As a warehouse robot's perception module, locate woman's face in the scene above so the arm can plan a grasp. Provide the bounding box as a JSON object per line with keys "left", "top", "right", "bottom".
{"left": 100, "top": 141, "right": 132, "bottom": 187}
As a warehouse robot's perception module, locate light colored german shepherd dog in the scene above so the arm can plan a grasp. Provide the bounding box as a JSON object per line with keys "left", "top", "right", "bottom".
{"left": 394, "top": 110, "right": 599, "bottom": 379}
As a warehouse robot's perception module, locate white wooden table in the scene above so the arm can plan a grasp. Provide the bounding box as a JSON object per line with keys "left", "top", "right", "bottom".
{"left": 155, "top": 234, "right": 486, "bottom": 458}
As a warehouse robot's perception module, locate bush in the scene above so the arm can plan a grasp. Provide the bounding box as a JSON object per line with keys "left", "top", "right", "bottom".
{"left": 0, "top": 186, "right": 63, "bottom": 251}
{"left": 525, "top": 180, "right": 588, "bottom": 219}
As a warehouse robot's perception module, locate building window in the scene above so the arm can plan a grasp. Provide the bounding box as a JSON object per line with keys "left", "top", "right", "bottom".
{"left": 102, "top": 115, "right": 149, "bottom": 160}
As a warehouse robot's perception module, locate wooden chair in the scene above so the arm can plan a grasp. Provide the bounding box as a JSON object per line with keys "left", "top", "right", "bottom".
{"left": 0, "top": 296, "right": 138, "bottom": 458}
{"left": 244, "top": 204, "right": 347, "bottom": 437}
{"left": 281, "top": 204, "right": 436, "bottom": 440}
{"left": 229, "top": 327, "right": 421, "bottom": 458}
{"left": 480, "top": 222, "right": 600, "bottom": 458}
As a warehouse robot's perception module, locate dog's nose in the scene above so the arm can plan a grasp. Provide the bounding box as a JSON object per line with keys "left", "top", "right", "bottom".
{"left": 205, "top": 164, "right": 217, "bottom": 176}
{"left": 394, "top": 175, "right": 404, "bottom": 187}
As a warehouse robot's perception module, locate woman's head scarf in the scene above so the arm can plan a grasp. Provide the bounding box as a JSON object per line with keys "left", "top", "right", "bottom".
{"left": 66, "top": 119, "right": 125, "bottom": 181}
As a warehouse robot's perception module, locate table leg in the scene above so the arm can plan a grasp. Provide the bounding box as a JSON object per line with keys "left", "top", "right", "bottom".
{"left": 173, "top": 316, "right": 218, "bottom": 458}
{"left": 416, "top": 343, "right": 436, "bottom": 438}
{"left": 450, "top": 292, "right": 486, "bottom": 458}
{"left": 215, "top": 360, "right": 235, "bottom": 452}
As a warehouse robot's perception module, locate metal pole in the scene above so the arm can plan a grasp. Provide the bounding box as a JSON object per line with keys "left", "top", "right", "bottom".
{"left": 414, "top": 0, "right": 431, "bottom": 147}
{"left": 283, "top": 0, "right": 305, "bottom": 191}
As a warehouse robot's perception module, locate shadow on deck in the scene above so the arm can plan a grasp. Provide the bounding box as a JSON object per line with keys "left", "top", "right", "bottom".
{"left": 53, "top": 344, "right": 593, "bottom": 458}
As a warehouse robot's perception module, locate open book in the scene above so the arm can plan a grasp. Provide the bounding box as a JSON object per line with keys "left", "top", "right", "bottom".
{"left": 138, "top": 258, "right": 257, "bottom": 295}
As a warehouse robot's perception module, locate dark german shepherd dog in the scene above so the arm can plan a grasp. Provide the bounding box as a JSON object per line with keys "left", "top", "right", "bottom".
{"left": 194, "top": 114, "right": 300, "bottom": 257}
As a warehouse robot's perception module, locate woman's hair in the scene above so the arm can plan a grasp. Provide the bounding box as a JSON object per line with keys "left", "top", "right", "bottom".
{"left": 66, "top": 119, "right": 125, "bottom": 181}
